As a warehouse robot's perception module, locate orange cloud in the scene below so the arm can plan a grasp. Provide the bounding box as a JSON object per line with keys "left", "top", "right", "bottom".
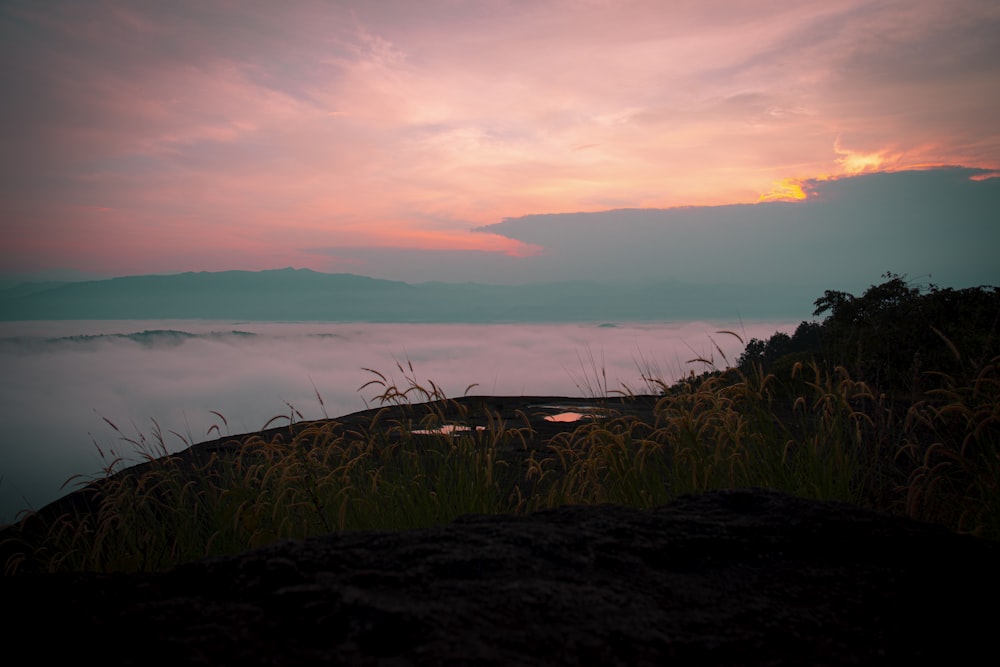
{"left": 758, "top": 178, "right": 808, "bottom": 202}
{"left": 833, "top": 138, "right": 901, "bottom": 175}
{"left": 351, "top": 225, "right": 541, "bottom": 257}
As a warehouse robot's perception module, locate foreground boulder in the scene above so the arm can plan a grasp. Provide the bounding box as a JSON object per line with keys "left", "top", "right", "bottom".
{"left": 3, "top": 488, "right": 997, "bottom": 665}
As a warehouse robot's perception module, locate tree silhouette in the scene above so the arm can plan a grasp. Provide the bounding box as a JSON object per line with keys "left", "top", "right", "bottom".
{"left": 739, "top": 273, "right": 1000, "bottom": 397}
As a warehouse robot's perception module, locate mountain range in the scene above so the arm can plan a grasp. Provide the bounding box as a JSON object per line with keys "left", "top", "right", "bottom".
{"left": 0, "top": 268, "right": 817, "bottom": 322}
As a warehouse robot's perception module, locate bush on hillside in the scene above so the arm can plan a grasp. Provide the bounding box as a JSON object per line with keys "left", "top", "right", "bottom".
{"left": 738, "top": 273, "right": 1000, "bottom": 397}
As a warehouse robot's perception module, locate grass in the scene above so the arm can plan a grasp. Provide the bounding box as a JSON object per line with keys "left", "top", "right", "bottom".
{"left": 2, "top": 349, "right": 998, "bottom": 575}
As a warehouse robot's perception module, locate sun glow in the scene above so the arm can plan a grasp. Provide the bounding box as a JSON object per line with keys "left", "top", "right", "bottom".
{"left": 758, "top": 178, "right": 808, "bottom": 202}
{"left": 833, "top": 139, "right": 899, "bottom": 175}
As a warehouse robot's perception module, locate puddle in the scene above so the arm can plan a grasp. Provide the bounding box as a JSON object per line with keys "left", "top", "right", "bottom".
{"left": 540, "top": 406, "right": 611, "bottom": 422}
{"left": 533, "top": 404, "right": 608, "bottom": 412}
{"left": 544, "top": 412, "right": 590, "bottom": 423}
{"left": 411, "top": 424, "right": 487, "bottom": 435}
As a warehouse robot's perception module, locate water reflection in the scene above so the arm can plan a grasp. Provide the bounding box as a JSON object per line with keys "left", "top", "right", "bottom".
{"left": 544, "top": 412, "right": 589, "bottom": 423}
{"left": 411, "top": 424, "right": 487, "bottom": 435}
{"left": 539, "top": 405, "right": 609, "bottom": 423}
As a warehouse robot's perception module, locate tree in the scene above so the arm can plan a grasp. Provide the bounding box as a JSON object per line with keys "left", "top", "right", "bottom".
{"left": 738, "top": 273, "right": 1000, "bottom": 396}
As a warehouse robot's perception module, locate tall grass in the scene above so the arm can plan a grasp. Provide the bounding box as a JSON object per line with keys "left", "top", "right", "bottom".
{"left": 898, "top": 352, "right": 1000, "bottom": 534}
{"left": 3, "top": 349, "right": 998, "bottom": 575}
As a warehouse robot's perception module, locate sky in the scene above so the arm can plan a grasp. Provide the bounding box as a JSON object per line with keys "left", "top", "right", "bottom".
{"left": 1, "top": 0, "right": 999, "bottom": 285}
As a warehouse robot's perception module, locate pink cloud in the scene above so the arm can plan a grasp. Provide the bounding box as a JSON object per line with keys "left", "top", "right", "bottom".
{"left": 1, "top": 0, "right": 998, "bottom": 276}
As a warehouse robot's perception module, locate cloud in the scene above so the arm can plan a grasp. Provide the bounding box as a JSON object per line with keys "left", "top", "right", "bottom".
{"left": 1, "top": 1, "right": 998, "bottom": 276}
{"left": 472, "top": 168, "right": 1000, "bottom": 291}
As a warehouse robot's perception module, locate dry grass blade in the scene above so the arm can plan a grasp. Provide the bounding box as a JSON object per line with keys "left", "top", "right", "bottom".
{"left": 930, "top": 326, "right": 962, "bottom": 363}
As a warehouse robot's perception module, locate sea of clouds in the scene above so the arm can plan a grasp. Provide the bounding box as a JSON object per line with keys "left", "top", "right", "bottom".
{"left": 0, "top": 319, "right": 799, "bottom": 524}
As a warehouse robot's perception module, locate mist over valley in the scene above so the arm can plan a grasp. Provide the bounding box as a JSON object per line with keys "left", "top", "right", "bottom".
{"left": 0, "top": 318, "right": 802, "bottom": 525}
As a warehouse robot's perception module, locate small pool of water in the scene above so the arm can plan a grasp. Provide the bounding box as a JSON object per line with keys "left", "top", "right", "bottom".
{"left": 539, "top": 405, "right": 610, "bottom": 423}
{"left": 411, "top": 424, "right": 487, "bottom": 435}
{"left": 544, "top": 412, "right": 590, "bottom": 422}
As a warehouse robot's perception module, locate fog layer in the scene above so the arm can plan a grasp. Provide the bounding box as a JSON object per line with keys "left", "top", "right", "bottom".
{"left": 0, "top": 319, "right": 797, "bottom": 524}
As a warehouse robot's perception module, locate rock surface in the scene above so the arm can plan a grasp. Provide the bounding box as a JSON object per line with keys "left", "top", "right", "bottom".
{"left": 3, "top": 488, "right": 997, "bottom": 666}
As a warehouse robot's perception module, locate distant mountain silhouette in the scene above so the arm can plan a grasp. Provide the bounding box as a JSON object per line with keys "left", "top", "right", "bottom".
{"left": 0, "top": 268, "right": 814, "bottom": 322}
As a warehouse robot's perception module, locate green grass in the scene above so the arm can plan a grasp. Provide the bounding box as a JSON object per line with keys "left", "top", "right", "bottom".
{"left": 3, "top": 352, "right": 998, "bottom": 575}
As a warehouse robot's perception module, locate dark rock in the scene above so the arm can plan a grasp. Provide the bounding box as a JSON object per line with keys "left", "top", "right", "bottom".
{"left": 3, "top": 488, "right": 997, "bottom": 665}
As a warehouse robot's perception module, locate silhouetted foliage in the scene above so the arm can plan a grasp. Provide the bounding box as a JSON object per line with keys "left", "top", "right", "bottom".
{"left": 738, "top": 273, "right": 1000, "bottom": 397}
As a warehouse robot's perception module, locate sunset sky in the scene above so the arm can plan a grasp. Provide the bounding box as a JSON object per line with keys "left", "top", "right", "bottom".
{"left": 2, "top": 0, "right": 998, "bottom": 284}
